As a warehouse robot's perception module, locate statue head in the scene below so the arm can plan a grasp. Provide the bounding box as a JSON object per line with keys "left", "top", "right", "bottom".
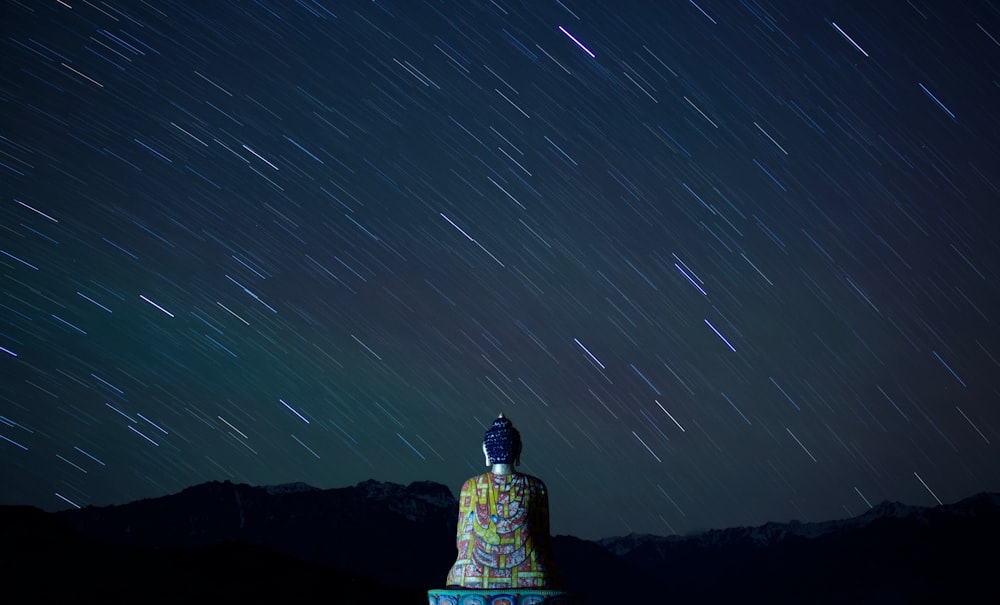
{"left": 483, "top": 413, "right": 522, "bottom": 466}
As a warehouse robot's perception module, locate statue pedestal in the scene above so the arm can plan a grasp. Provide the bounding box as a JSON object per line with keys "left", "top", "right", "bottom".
{"left": 427, "top": 589, "right": 572, "bottom": 605}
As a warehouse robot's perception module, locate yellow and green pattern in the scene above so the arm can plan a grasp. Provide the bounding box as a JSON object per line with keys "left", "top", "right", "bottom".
{"left": 446, "top": 472, "right": 562, "bottom": 589}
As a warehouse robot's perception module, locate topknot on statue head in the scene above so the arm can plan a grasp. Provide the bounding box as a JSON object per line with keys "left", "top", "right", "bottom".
{"left": 484, "top": 413, "right": 522, "bottom": 465}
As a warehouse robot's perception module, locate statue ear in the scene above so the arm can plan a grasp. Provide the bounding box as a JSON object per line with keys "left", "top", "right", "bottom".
{"left": 482, "top": 442, "right": 489, "bottom": 466}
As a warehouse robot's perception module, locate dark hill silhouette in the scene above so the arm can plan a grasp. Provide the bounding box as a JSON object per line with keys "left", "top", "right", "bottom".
{"left": 1, "top": 480, "right": 995, "bottom": 603}
{"left": 1, "top": 503, "right": 418, "bottom": 604}
{"left": 51, "top": 479, "right": 456, "bottom": 592}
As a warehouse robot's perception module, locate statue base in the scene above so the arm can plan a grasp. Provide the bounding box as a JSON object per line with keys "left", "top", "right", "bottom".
{"left": 427, "top": 588, "right": 572, "bottom": 605}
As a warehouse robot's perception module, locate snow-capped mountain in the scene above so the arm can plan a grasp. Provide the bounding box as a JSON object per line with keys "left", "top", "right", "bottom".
{"left": 600, "top": 491, "right": 1000, "bottom": 555}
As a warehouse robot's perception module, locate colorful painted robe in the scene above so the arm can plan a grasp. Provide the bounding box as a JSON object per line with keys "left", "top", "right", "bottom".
{"left": 446, "top": 472, "right": 563, "bottom": 589}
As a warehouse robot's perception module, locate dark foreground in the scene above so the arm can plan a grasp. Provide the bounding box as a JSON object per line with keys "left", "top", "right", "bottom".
{"left": 4, "top": 482, "right": 998, "bottom": 604}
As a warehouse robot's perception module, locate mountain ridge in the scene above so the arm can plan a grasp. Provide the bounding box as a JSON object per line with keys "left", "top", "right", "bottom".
{"left": 3, "top": 480, "right": 996, "bottom": 603}
{"left": 599, "top": 490, "right": 1000, "bottom": 553}
{"left": 51, "top": 476, "right": 999, "bottom": 543}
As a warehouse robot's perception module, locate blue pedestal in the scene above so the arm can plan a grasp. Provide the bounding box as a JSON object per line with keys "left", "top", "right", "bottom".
{"left": 427, "top": 588, "right": 572, "bottom": 605}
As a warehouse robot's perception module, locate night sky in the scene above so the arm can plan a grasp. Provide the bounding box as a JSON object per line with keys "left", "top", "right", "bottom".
{"left": 2, "top": 0, "right": 998, "bottom": 541}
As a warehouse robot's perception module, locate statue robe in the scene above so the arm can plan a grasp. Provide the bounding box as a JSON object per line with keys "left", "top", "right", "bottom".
{"left": 446, "top": 471, "right": 562, "bottom": 589}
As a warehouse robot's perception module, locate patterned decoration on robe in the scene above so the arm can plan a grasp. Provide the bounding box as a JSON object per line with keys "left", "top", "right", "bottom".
{"left": 446, "top": 472, "right": 562, "bottom": 589}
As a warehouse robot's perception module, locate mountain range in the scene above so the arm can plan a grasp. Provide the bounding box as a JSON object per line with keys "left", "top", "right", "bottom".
{"left": 3, "top": 479, "right": 997, "bottom": 603}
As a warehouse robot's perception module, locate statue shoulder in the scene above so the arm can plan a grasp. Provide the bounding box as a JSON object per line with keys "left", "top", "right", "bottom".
{"left": 460, "top": 473, "right": 489, "bottom": 491}
{"left": 516, "top": 472, "right": 549, "bottom": 492}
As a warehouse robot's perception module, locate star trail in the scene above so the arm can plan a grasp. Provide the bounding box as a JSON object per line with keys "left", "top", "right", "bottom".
{"left": 1, "top": 0, "right": 998, "bottom": 540}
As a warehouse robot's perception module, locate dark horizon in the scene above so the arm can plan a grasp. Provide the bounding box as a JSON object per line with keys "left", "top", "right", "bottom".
{"left": 27, "top": 474, "right": 1000, "bottom": 542}
{"left": 9, "top": 474, "right": 997, "bottom": 603}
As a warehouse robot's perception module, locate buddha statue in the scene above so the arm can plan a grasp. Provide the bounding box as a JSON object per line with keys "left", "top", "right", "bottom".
{"left": 444, "top": 414, "right": 565, "bottom": 591}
